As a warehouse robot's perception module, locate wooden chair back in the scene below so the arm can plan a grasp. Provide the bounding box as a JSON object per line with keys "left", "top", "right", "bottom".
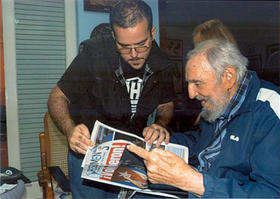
{"left": 44, "top": 112, "right": 68, "bottom": 174}
{"left": 38, "top": 112, "right": 69, "bottom": 199}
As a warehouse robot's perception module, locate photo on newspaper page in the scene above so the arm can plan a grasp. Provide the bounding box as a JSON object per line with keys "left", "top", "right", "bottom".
{"left": 81, "top": 120, "right": 189, "bottom": 198}
{"left": 82, "top": 140, "right": 148, "bottom": 190}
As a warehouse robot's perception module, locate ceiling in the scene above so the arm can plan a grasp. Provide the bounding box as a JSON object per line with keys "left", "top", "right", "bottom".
{"left": 160, "top": 0, "right": 280, "bottom": 27}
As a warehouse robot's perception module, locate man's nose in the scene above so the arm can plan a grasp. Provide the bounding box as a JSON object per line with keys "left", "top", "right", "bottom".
{"left": 188, "top": 84, "right": 198, "bottom": 99}
{"left": 130, "top": 48, "right": 138, "bottom": 58}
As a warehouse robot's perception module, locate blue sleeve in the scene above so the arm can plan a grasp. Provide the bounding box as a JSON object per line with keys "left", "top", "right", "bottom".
{"left": 170, "top": 131, "right": 199, "bottom": 149}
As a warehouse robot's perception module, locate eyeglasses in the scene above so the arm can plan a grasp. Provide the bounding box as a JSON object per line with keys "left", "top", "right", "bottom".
{"left": 115, "top": 37, "right": 150, "bottom": 54}
{"left": 118, "top": 46, "right": 150, "bottom": 54}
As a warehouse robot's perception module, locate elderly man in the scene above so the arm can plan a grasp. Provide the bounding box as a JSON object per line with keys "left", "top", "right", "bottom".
{"left": 129, "top": 39, "right": 280, "bottom": 198}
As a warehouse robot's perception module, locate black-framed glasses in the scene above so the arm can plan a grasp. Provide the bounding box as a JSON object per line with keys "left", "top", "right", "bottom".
{"left": 115, "top": 37, "right": 150, "bottom": 54}
{"left": 118, "top": 46, "right": 150, "bottom": 54}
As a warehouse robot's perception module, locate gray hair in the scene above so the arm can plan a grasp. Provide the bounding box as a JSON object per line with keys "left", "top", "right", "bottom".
{"left": 186, "top": 39, "right": 248, "bottom": 83}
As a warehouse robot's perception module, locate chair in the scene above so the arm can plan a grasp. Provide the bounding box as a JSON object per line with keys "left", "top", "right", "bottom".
{"left": 37, "top": 112, "right": 70, "bottom": 199}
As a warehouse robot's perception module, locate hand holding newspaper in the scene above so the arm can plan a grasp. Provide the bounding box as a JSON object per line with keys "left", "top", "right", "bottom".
{"left": 81, "top": 120, "right": 189, "bottom": 198}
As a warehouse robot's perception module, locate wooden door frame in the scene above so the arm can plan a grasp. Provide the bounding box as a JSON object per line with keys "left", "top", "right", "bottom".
{"left": 0, "top": 0, "right": 9, "bottom": 167}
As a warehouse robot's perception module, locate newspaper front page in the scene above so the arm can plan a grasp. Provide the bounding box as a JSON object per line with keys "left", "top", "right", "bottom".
{"left": 81, "top": 120, "right": 189, "bottom": 198}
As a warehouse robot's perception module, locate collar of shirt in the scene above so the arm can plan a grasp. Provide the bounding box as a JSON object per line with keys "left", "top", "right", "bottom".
{"left": 219, "top": 71, "right": 251, "bottom": 122}
{"left": 114, "top": 59, "right": 153, "bottom": 87}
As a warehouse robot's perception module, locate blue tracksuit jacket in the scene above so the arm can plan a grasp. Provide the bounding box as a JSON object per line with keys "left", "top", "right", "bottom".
{"left": 171, "top": 71, "right": 280, "bottom": 198}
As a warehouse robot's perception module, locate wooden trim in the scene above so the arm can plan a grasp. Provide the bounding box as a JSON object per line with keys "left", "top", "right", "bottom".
{"left": 44, "top": 112, "right": 52, "bottom": 166}
{"left": 38, "top": 132, "right": 54, "bottom": 199}
{"left": 39, "top": 133, "right": 47, "bottom": 170}
{"left": 0, "top": 0, "right": 9, "bottom": 168}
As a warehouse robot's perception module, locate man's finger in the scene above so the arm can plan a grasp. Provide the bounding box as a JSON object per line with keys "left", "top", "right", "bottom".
{"left": 164, "top": 130, "right": 170, "bottom": 144}
{"left": 154, "top": 130, "right": 167, "bottom": 147}
{"left": 147, "top": 130, "right": 160, "bottom": 145}
{"left": 143, "top": 128, "right": 153, "bottom": 142}
{"left": 127, "top": 144, "right": 150, "bottom": 160}
{"left": 79, "top": 133, "right": 94, "bottom": 147}
{"left": 76, "top": 146, "right": 87, "bottom": 155}
{"left": 78, "top": 124, "right": 91, "bottom": 139}
{"left": 142, "top": 127, "right": 148, "bottom": 137}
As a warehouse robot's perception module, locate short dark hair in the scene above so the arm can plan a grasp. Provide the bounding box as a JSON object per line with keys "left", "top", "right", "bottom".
{"left": 110, "top": 0, "right": 153, "bottom": 34}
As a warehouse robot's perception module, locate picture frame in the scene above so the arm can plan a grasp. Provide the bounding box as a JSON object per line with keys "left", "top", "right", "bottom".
{"left": 166, "top": 39, "right": 183, "bottom": 57}
{"left": 266, "top": 43, "right": 280, "bottom": 58}
{"left": 264, "top": 43, "right": 280, "bottom": 75}
{"left": 84, "top": 0, "right": 120, "bottom": 13}
{"left": 246, "top": 54, "right": 262, "bottom": 73}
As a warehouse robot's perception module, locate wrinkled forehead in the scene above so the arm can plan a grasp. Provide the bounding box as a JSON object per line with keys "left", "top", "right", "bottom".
{"left": 185, "top": 54, "right": 215, "bottom": 82}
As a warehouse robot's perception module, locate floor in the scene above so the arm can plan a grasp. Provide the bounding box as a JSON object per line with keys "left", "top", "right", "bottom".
{"left": 0, "top": 128, "right": 44, "bottom": 198}
{"left": 23, "top": 182, "right": 43, "bottom": 199}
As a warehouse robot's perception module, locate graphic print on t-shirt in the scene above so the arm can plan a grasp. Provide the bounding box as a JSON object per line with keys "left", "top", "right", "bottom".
{"left": 125, "top": 77, "right": 143, "bottom": 119}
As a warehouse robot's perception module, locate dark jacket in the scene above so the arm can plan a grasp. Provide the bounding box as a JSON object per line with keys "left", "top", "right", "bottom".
{"left": 58, "top": 39, "right": 175, "bottom": 137}
{"left": 171, "top": 71, "right": 280, "bottom": 197}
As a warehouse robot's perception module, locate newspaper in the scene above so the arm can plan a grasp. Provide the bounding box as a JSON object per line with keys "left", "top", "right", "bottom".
{"left": 81, "top": 120, "right": 189, "bottom": 198}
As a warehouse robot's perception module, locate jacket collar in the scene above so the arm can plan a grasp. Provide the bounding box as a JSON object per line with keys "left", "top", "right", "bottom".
{"left": 225, "top": 71, "right": 263, "bottom": 119}
{"left": 114, "top": 61, "right": 153, "bottom": 87}
{"left": 240, "top": 71, "right": 261, "bottom": 108}
{"left": 201, "top": 71, "right": 260, "bottom": 126}
{"left": 146, "top": 41, "right": 170, "bottom": 73}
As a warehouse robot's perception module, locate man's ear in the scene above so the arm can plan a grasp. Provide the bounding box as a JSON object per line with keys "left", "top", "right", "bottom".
{"left": 222, "top": 66, "right": 237, "bottom": 89}
{"left": 151, "top": 26, "right": 156, "bottom": 40}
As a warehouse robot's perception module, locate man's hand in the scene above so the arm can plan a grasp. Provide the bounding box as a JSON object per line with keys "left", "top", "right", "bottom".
{"left": 143, "top": 124, "right": 170, "bottom": 147}
{"left": 127, "top": 144, "right": 205, "bottom": 196}
{"left": 67, "top": 124, "right": 94, "bottom": 154}
{"left": 143, "top": 101, "right": 174, "bottom": 147}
